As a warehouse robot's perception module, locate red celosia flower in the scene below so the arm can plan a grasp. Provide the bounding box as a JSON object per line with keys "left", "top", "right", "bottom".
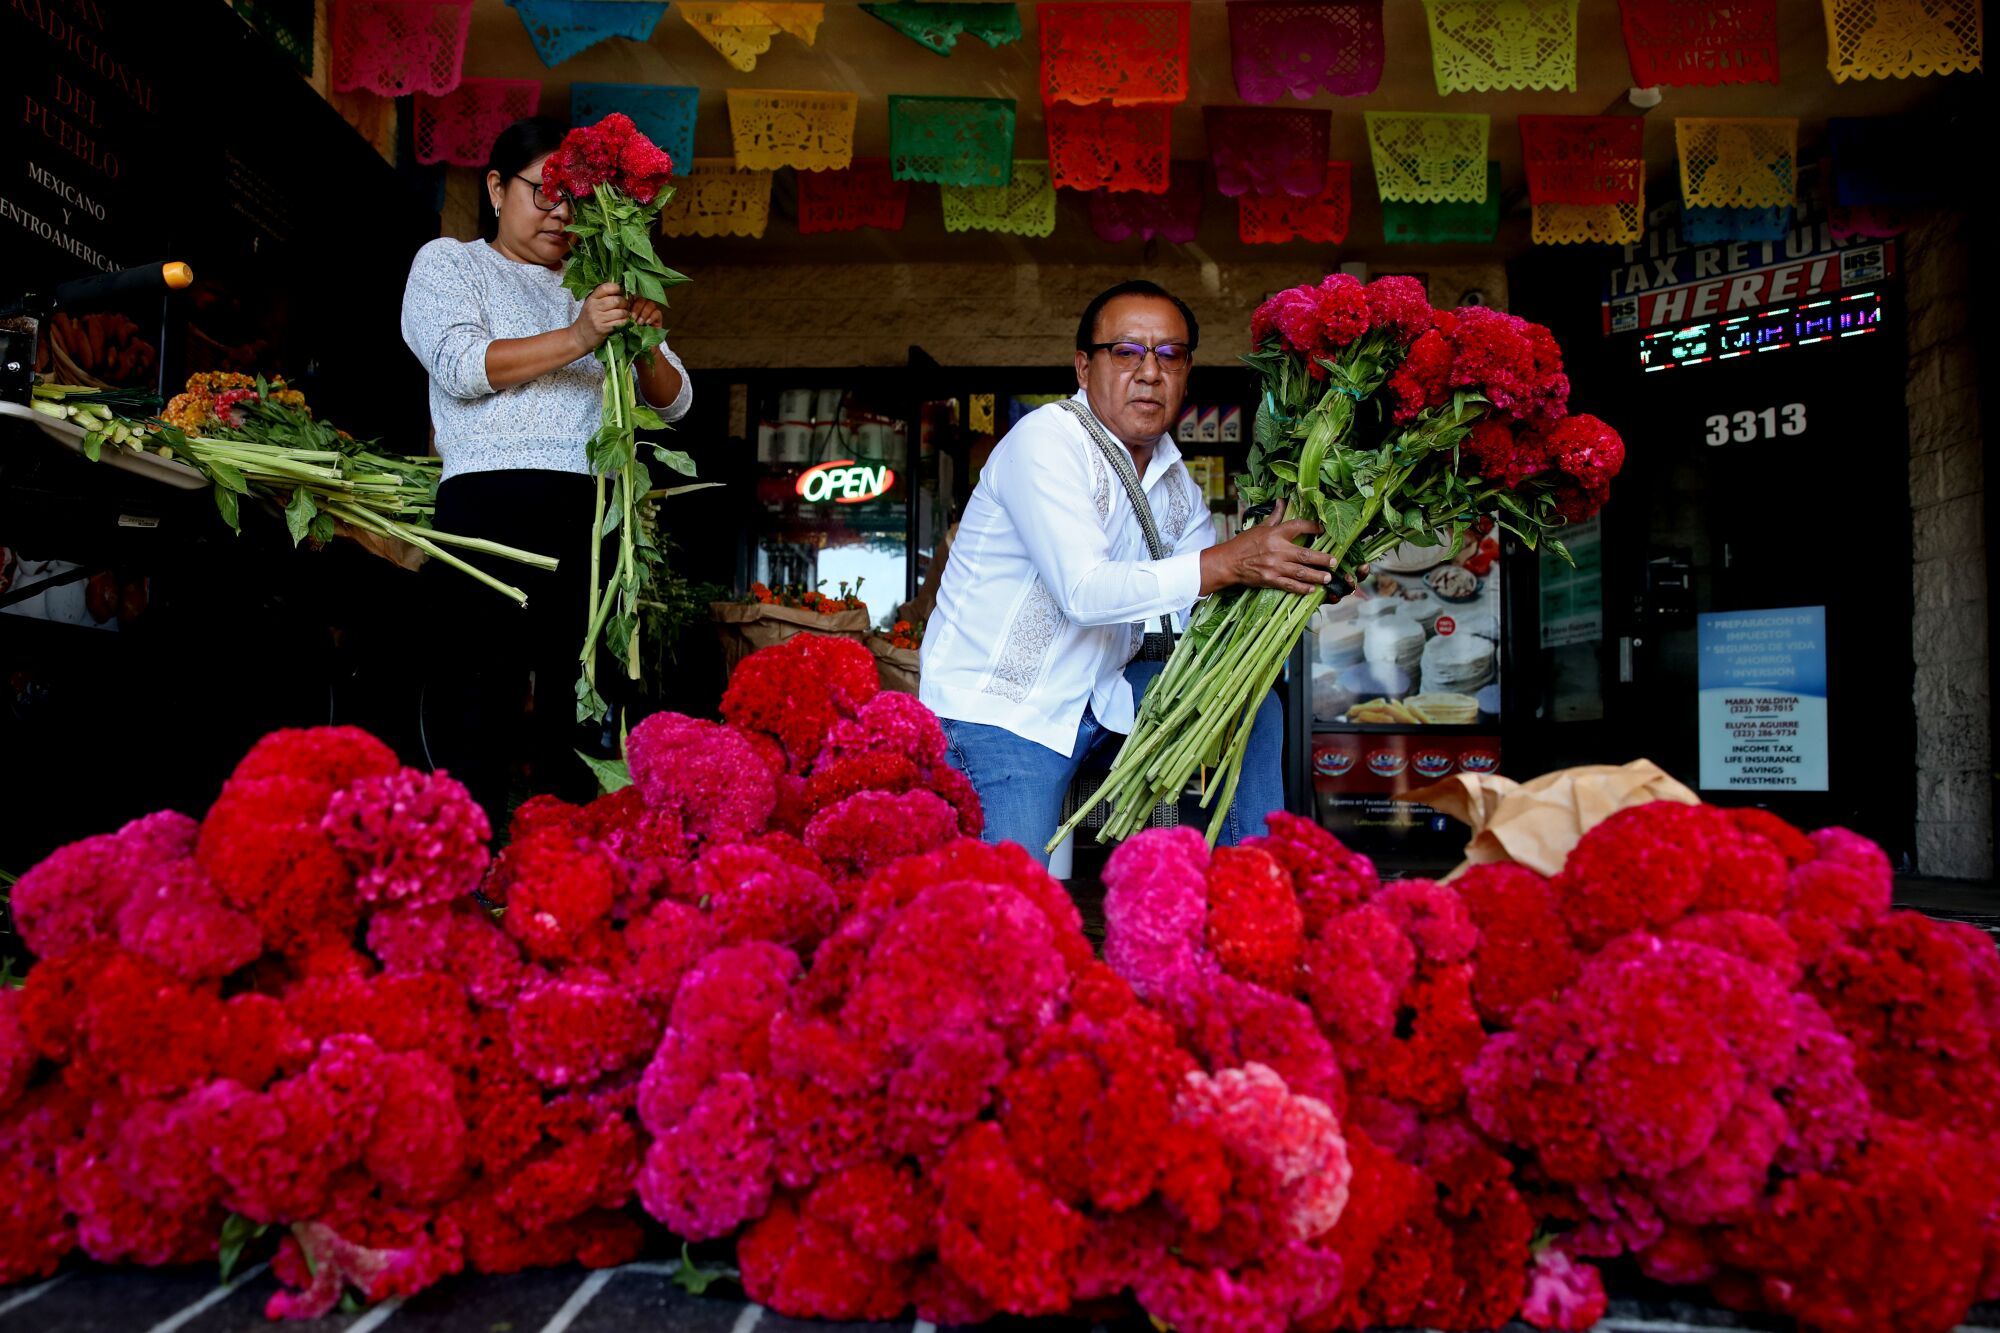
{"left": 626, "top": 711, "right": 777, "bottom": 847}
{"left": 935, "top": 1121, "right": 1086, "bottom": 1315}
{"left": 637, "top": 1070, "right": 774, "bottom": 1239}
{"left": 1364, "top": 274, "right": 1433, "bottom": 344}
{"left": 803, "top": 750, "right": 921, "bottom": 815}
{"left": 228, "top": 725, "right": 399, "bottom": 787}
{"left": 11, "top": 809, "right": 198, "bottom": 959}
{"left": 114, "top": 859, "right": 263, "bottom": 983}
{"left": 1387, "top": 326, "right": 1456, "bottom": 422}
{"left": 1302, "top": 906, "right": 1414, "bottom": 1048}
{"left": 1204, "top": 847, "right": 1305, "bottom": 993}
{"left": 804, "top": 789, "right": 959, "bottom": 882}
{"left": 639, "top": 941, "right": 798, "bottom": 1135}
{"left": 322, "top": 767, "right": 491, "bottom": 909}
{"left": 0, "top": 1087, "right": 82, "bottom": 1285}
{"left": 722, "top": 633, "right": 880, "bottom": 770}
{"left": 618, "top": 897, "right": 718, "bottom": 1012}
{"left": 0, "top": 991, "right": 34, "bottom": 1114}
{"left": 1456, "top": 862, "right": 1579, "bottom": 1026}
{"left": 1103, "top": 826, "right": 1217, "bottom": 1007}
{"left": 819, "top": 689, "right": 949, "bottom": 769}
{"left": 508, "top": 979, "right": 662, "bottom": 1088}
{"left": 198, "top": 775, "right": 360, "bottom": 956}
{"left": 738, "top": 1191, "right": 914, "bottom": 1322}
{"left": 367, "top": 900, "right": 527, "bottom": 1008}
{"left": 491, "top": 828, "right": 619, "bottom": 962}
{"left": 1715, "top": 1115, "right": 1996, "bottom": 1333}
{"left": 927, "top": 763, "right": 985, "bottom": 838}
{"left": 1246, "top": 811, "right": 1380, "bottom": 937}
{"left": 1542, "top": 412, "right": 1625, "bottom": 492}
{"left": 999, "top": 974, "right": 1200, "bottom": 1212}
{"left": 1552, "top": 800, "right": 1713, "bottom": 948}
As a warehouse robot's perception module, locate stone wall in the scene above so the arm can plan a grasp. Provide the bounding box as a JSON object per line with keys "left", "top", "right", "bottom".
{"left": 1905, "top": 208, "right": 1993, "bottom": 879}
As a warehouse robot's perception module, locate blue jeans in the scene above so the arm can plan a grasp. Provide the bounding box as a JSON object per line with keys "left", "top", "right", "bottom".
{"left": 938, "top": 659, "right": 1287, "bottom": 868}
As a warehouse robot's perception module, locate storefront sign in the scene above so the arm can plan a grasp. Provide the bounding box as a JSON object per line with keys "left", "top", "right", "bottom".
{"left": 1600, "top": 215, "right": 1894, "bottom": 335}
{"left": 1697, "top": 606, "right": 1828, "bottom": 791}
{"left": 1638, "top": 289, "right": 1884, "bottom": 373}
{"left": 1312, "top": 733, "right": 1501, "bottom": 855}
{"left": 796, "top": 459, "right": 894, "bottom": 504}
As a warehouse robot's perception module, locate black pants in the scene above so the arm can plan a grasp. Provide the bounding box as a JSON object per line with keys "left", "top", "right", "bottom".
{"left": 422, "top": 469, "right": 612, "bottom": 825}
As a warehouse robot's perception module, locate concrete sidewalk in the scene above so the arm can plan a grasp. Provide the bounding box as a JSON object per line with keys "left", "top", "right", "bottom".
{"left": 3, "top": 1262, "right": 1996, "bottom": 1333}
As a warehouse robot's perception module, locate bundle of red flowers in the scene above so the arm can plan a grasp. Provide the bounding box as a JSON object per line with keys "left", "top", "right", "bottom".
{"left": 4, "top": 634, "right": 1996, "bottom": 1333}
{"left": 1064, "top": 275, "right": 1625, "bottom": 849}
{"left": 537, "top": 111, "right": 697, "bottom": 725}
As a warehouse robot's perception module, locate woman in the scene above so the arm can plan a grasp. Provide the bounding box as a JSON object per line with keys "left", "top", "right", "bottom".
{"left": 400, "top": 116, "right": 692, "bottom": 823}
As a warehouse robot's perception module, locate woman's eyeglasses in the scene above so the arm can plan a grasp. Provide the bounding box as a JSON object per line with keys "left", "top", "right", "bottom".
{"left": 1086, "top": 340, "right": 1193, "bottom": 370}
{"left": 514, "top": 175, "right": 565, "bottom": 211}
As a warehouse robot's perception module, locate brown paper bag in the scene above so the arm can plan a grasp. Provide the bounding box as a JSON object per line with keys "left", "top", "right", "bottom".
{"left": 1402, "top": 759, "right": 1700, "bottom": 879}
{"left": 864, "top": 634, "right": 921, "bottom": 695}
{"left": 711, "top": 602, "right": 871, "bottom": 674}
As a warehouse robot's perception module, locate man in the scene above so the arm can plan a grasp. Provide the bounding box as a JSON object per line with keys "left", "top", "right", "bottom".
{"left": 919, "top": 280, "right": 1344, "bottom": 866}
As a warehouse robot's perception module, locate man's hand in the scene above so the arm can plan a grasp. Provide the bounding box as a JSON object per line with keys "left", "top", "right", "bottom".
{"left": 1200, "top": 500, "right": 1343, "bottom": 596}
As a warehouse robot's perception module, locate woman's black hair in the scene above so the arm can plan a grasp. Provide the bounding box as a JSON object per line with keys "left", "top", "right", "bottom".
{"left": 1075, "top": 280, "right": 1200, "bottom": 352}
{"left": 479, "top": 116, "right": 570, "bottom": 240}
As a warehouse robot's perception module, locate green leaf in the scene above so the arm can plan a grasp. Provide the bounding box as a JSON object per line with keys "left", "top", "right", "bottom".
{"left": 219, "top": 1213, "right": 271, "bottom": 1284}
{"left": 656, "top": 482, "right": 724, "bottom": 500}
{"left": 309, "top": 512, "right": 338, "bottom": 545}
{"left": 605, "top": 612, "right": 637, "bottom": 655}
{"left": 600, "top": 502, "right": 623, "bottom": 538}
{"left": 575, "top": 674, "right": 609, "bottom": 724}
{"left": 652, "top": 447, "right": 697, "bottom": 477}
{"left": 214, "top": 485, "right": 241, "bottom": 532}
{"left": 83, "top": 431, "right": 102, "bottom": 462}
{"left": 671, "top": 1242, "right": 740, "bottom": 1297}
{"left": 205, "top": 462, "right": 247, "bottom": 497}
{"left": 630, "top": 402, "right": 666, "bottom": 431}
{"left": 1544, "top": 536, "right": 1573, "bottom": 566}
{"left": 284, "top": 488, "right": 318, "bottom": 546}
{"left": 575, "top": 750, "right": 631, "bottom": 795}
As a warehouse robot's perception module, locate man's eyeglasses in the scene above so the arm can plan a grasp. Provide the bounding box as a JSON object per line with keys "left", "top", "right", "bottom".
{"left": 515, "top": 175, "right": 565, "bottom": 211}
{"left": 1086, "top": 340, "right": 1192, "bottom": 370}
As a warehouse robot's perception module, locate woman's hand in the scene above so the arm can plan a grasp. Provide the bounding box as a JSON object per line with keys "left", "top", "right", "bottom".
{"left": 629, "top": 297, "right": 665, "bottom": 328}
{"left": 569, "top": 281, "right": 632, "bottom": 355}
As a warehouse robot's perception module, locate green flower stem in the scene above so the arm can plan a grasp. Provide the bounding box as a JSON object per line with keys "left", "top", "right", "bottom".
{"left": 1053, "top": 486, "right": 1384, "bottom": 850}
{"left": 413, "top": 528, "right": 560, "bottom": 569}
{"left": 329, "top": 503, "right": 529, "bottom": 606}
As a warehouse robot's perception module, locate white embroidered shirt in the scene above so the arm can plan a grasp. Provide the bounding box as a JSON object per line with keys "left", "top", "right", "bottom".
{"left": 919, "top": 390, "right": 1214, "bottom": 754}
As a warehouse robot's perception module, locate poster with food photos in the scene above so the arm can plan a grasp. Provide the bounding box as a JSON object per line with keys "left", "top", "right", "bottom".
{"left": 1307, "top": 535, "right": 1503, "bottom": 731}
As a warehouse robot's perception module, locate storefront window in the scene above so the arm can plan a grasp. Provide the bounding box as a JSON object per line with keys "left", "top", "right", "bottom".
{"left": 751, "top": 386, "right": 909, "bottom": 627}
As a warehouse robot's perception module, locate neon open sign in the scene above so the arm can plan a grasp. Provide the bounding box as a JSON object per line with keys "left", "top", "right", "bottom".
{"left": 796, "top": 459, "right": 895, "bottom": 504}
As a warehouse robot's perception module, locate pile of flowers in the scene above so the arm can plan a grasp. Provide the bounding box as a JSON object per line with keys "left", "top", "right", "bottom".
{"left": 884, "top": 618, "right": 924, "bottom": 651}
{"left": 3, "top": 632, "right": 1997, "bottom": 1333}
{"left": 161, "top": 371, "right": 310, "bottom": 436}
{"left": 1064, "top": 275, "right": 1624, "bottom": 848}
{"left": 1099, "top": 804, "right": 2000, "bottom": 1333}
{"left": 746, "top": 581, "right": 870, "bottom": 616}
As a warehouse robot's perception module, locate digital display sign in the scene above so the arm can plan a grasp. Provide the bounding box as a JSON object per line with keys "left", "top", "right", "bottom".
{"left": 1638, "top": 289, "right": 1884, "bottom": 373}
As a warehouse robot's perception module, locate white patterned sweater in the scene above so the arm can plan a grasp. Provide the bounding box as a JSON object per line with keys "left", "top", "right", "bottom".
{"left": 920, "top": 390, "right": 1213, "bottom": 755}
{"left": 399, "top": 237, "right": 692, "bottom": 481}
